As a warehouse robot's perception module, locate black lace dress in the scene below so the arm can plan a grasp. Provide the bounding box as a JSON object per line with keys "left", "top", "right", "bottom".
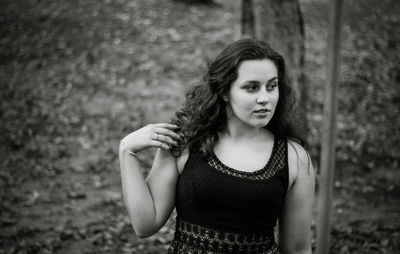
{"left": 168, "top": 136, "right": 288, "bottom": 254}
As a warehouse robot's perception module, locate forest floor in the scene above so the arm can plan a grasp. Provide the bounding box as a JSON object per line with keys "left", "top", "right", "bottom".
{"left": 0, "top": 0, "right": 399, "bottom": 253}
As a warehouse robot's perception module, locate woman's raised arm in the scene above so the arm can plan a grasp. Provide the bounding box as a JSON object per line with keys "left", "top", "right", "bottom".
{"left": 119, "top": 123, "right": 184, "bottom": 238}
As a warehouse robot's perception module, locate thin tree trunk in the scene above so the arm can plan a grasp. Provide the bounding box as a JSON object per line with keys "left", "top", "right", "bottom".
{"left": 241, "top": 0, "right": 255, "bottom": 38}
{"left": 316, "top": 0, "right": 344, "bottom": 253}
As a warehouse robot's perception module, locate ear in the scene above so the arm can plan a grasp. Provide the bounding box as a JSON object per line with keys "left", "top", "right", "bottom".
{"left": 221, "top": 94, "right": 229, "bottom": 102}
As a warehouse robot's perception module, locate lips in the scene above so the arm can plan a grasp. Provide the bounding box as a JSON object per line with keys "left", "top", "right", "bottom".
{"left": 254, "top": 109, "right": 271, "bottom": 113}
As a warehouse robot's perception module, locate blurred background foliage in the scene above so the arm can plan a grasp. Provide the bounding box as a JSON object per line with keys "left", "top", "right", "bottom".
{"left": 0, "top": 0, "right": 399, "bottom": 253}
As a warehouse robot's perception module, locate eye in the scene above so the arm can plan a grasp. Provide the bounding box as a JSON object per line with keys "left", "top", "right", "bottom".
{"left": 267, "top": 81, "right": 278, "bottom": 91}
{"left": 244, "top": 84, "right": 259, "bottom": 92}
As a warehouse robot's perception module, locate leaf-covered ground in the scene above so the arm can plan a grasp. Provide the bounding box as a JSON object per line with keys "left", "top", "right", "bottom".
{"left": 0, "top": 0, "right": 399, "bottom": 253}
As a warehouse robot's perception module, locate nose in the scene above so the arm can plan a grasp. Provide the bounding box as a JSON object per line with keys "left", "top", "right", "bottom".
{"left": 256, "top": 90, "right": 269, "bottom": 104}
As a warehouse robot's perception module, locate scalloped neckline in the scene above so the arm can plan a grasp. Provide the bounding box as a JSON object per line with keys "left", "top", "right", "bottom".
{"left": 211, "top": 136, "right": 278, "bottom": 175}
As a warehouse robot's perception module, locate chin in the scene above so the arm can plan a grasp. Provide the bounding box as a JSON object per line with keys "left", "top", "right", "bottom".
{"left": 251, "top": 120, "right": 271, "bottom": 128}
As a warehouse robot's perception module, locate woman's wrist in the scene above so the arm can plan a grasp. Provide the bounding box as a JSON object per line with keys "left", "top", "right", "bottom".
{"left": 120, "top": 139, "right": 137, "bottom": 157}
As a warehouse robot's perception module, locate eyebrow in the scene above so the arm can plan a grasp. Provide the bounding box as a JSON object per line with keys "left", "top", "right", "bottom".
{"left": 242, "top": 77, "right": 278, "bottom": 85}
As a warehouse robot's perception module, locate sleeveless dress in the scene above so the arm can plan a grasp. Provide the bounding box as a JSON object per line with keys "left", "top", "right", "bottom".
{"left": 168, "top": 136, "right": 288, "bottom": 254}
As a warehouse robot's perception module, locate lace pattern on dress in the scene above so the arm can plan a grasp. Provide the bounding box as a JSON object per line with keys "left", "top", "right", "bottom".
{"left": 207, "top": 138, "right": 285, "bottom": 181}
{"left": 168, "top": 219, "right": 280, "bottom": 254}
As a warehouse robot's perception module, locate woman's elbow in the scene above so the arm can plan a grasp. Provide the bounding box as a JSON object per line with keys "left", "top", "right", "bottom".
{"left": 135, "top": 230, "right": 155, "bottom": 239}
{"left": 132, "top": 223, "right": 159, "bottom": 238}
{"left": 128, "top": 215, "right": 158, "bottom": 238}
{"left": 126, "top": 209, "right": 159, "bottom": 238}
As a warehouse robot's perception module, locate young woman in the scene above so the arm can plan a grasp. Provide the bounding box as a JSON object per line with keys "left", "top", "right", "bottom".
{"left": 119, "top": 39, "right": 315, "bottom": 253}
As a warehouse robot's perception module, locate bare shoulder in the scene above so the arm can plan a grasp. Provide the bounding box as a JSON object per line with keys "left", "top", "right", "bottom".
{"left": 287, "top": 140, "right": 314, "bottom": 189}
{"left": 176, "top": 148, "right": 189, "bottom": 175}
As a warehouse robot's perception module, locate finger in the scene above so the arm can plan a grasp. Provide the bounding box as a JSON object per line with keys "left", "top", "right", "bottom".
{"left": 150, "top": 140, "right": 171, "bottom": 150}
{"left": 156, "top": 134, "right": 179, "bottom": 147}
{"left": 151, "top": 132, "right": 177, "bottom": 146}
{"left": 154, "top": 123, "right": 179, "bottom": 129}
{"left": 155, "top": 127, "right": 182, "bottom": 141}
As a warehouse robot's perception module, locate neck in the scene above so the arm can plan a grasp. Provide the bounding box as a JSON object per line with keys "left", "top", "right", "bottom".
{"left": 223, "top": 117, "right": 272, "bottom": 142}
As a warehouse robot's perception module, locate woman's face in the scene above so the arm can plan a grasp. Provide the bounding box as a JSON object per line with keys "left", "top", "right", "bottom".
{"left": 225, "top": 59, "right": 279, "bottom": 129}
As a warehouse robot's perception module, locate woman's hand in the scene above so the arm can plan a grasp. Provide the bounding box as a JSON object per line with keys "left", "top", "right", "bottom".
{"left": 121, "top": 123, "right": 181, "bottom": 153}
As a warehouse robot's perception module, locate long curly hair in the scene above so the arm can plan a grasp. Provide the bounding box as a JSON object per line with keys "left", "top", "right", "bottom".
{"left": 171, "top": 39, "right": 306, "bottom": 157}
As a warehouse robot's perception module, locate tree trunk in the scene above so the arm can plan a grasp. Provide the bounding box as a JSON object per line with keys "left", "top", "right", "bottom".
{"left": 241, "top": 0, "right": 256, "bottom": 38}
{"left": 316, "top": 1, "right": 344, "bottom": 253}
{"left": 253, "top": 0, "right": 307, "bottom": 133}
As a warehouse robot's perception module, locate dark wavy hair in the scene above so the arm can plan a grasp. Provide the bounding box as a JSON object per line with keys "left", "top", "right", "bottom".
{"left": 171, "top": 39, "right": 306, "bottom": 157}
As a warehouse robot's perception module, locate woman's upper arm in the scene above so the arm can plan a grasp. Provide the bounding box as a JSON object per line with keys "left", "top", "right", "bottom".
{"left": 144, "top": 148, "right": 189, "bottom": 232}
{"left": 279, "top": 141, "right": 315, "bottom": 253}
